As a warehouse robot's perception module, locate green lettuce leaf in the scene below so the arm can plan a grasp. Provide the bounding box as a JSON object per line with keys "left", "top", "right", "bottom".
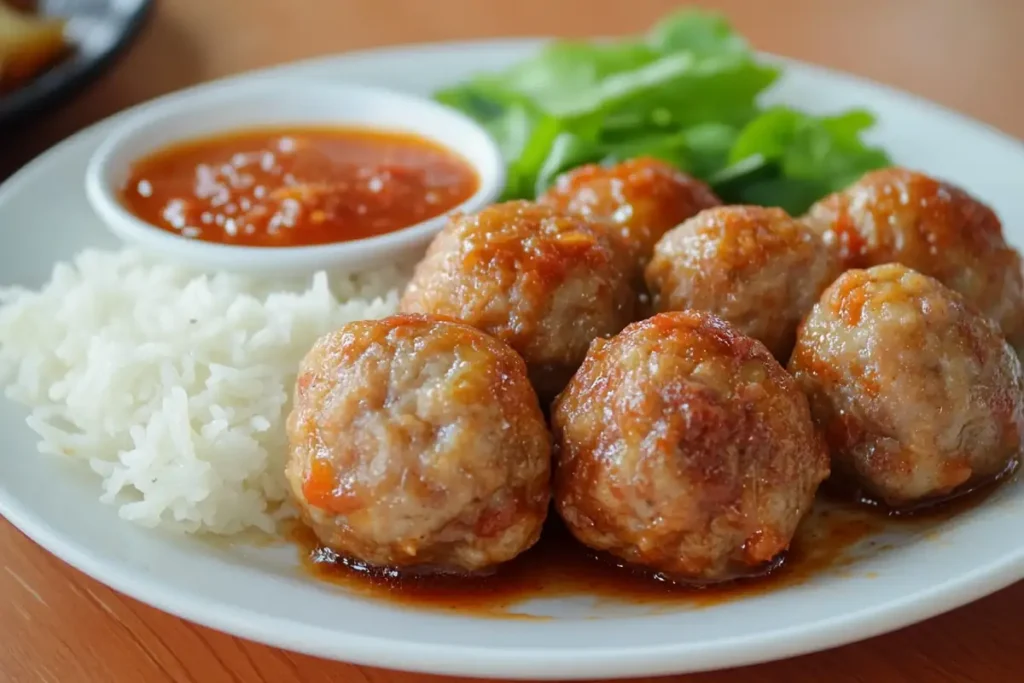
{"left": 715, "top": 106, "right": 890, "bottom": 212}
{"left": 435, "top": 9, "right": 891, "bottom": 212}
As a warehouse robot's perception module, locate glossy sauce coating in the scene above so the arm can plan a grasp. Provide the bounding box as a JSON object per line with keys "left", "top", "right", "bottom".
{"left": 400, "top": 201, "right": 636, "bottom": 402}
{"left": 551, "top": 311, "right": 829, "bottom": 583}
{"left": 121, "top": 126, "right": 478, "bottom": 247}
{"left": 285, "top": 314, "right": 550, "bottom": 574}
{"left": 539, "top": 157, "right": 721, "bottom": 266}
{"left": 804, "top": 167, "right": 1024, "bottom": 348}
{"left": 645, "top": 205, "right": 841, "bottom": 361}
{"left": 790, "top": 264, "right": 1024, "bottom": 508}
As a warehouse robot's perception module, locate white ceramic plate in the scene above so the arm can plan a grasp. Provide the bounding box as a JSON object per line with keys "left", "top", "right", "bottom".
{"left": 1, "top": 39, "right": 1023, "bottom": 681}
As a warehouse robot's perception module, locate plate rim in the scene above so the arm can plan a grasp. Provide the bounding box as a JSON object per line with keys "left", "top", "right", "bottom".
{"left": 1, "top": 37, "right": 1023, "bottom": 680}
{"left": 6, "top": 494, "right": 1022, "bottom": 680}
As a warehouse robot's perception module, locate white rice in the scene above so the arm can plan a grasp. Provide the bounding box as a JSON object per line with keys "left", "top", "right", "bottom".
{"left": 0, "top": 249, "right": 403, "bottom": 535}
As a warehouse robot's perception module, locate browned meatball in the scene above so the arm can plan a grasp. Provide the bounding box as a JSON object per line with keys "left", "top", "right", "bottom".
{"left": 538, "top": 157, "right": 722, "bottom": 267}
{"left": 285, "top": 314, "right": 551, "bottom": 574}
{"left": 645, "top": 206, "right": 841, "bottom": 361}
{"left": 399, "top": 201, "right": 636, "bottom": 401}
{"left": 805, "top": 167, "right": 1024, "bottom": 348}
{"left": 789, "top": 264, "right": 1023, "bottom": 508}
{"left": 552, "top": 311, "right": 829, "bottom": 583}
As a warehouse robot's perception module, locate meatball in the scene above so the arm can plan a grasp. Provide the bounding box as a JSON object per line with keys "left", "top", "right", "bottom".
{"left": 552, "top": 311, "right": 829, "bottom": 583}
{"left": 285, "top": 314, "right": 551, "bottom": 574}
{"left": 789, "top": 264, "right": 1024, "bottom": 508}
{"left": 644, "top": 206, "right": 841, "bottom": 361}
{"left": 805, "top": 167, "right": 1024, "bottom": 348}
{"left": 538, "top": 157, "right": 721, "bottom": 267}
{"left": 399, "top": 201, "right": 636, "bottom": 402}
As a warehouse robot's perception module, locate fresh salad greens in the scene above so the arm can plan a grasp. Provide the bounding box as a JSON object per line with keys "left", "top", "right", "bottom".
{"left": 435, "top": 10, "right": 890, "bottom": 214}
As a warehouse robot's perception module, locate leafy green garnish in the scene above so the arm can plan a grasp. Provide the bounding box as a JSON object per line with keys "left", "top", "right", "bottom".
{"left": 711, "top": 106, "right": 890, "bottom": 208}
{"left": 434, "top": 9, "right": 890, "bottom": 214}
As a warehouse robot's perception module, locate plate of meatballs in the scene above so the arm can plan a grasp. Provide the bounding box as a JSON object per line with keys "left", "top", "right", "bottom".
{"left": 293, "top": 165, "right": 1023, "bottom": 586}
{"left": 0, "top": 38, "right": 1023, "bottom": 680}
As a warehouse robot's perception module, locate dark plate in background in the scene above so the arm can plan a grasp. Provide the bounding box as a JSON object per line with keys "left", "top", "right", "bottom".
{"left": 0, "top": 0, "right": 153, "bottom": 126}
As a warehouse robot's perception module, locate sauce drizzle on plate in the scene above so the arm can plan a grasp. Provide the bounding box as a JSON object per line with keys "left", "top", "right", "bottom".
{"left": 288, "top": 508, "right": 879, "bottom": 618}
{"left": 288, "top": 481, "right": 1003, "bottom": 619}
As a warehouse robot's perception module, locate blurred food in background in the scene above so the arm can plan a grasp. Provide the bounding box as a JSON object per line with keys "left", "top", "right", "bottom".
{"left": 0, "top": 0, "right": 69, "bottom": 91}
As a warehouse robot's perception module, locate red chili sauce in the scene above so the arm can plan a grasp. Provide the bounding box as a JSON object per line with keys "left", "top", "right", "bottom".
{"left": 120, "top": 126, "right": 479, "bottom": 247}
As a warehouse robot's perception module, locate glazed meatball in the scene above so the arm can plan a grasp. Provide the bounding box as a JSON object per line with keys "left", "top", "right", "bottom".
{"left": 789, "top": 264, "right": 1024, "bottom": 508}
{"left": 552, "top": 311, "right": 829, "bottom": 583}
{"left": 400, "top": 201, "right": 636, "bottom": 401}
{"left": 285, "top": 314, "right": 551, "bottom": 574}
{"left": 805, "top": 167, "right": 1024, "bottom": 348}
{"left": 538, "top": 157, "right": 722, "bottom": 267}
{"left": 645, "top": 206, "right": 841, "bottom": 361}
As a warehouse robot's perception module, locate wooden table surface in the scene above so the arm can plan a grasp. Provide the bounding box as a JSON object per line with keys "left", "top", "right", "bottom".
{"left": 2, "top": 0, "right": 1023, "bottom": 681}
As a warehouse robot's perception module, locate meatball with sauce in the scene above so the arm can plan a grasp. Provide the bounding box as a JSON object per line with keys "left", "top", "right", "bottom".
{"left": 789, "top": 264, "right": 1024, "bottom": 509}
{"left": 399, "top": 201, "right": 636, "bottom": 402}
{"left": 552, "top": 311, "right": 829, "bottom": 583}
{"left": 644, "top": 205, "right": 841, "bottom": 361}
{"left": 285, "top": 314, "right": 551, "bottom": 574}
{"left": 805, "top": 167, "right": 1024, "bottom": 348}
{"left": 538, "top": 157, "right": 722, "bottom": 267}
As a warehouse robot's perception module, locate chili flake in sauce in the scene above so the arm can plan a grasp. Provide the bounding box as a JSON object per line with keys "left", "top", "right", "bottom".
{"left": 120, "top": 126, "right": 479, "bottom": 247}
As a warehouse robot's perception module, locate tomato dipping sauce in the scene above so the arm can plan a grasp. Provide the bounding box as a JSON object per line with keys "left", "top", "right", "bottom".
{"left": 120, "top": 126, "right": 479, "bottom": 247}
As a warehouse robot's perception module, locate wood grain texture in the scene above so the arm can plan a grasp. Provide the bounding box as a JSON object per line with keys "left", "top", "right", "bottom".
{"left": 1, "top": 0, "right": 1023, "bottom": 681}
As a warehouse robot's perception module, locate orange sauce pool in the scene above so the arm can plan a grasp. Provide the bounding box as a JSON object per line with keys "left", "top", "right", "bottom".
{"left": 286, "top": 480, "right": 1001, "bottom": 619}
{"left": 120, "top": 126, "right": 479, "bottom": 247}
{"left": 287, "top": 508, "right": 881, "bottom": 618}
{"left": 284, "top": 479, "right": 1003, "bottom": 622}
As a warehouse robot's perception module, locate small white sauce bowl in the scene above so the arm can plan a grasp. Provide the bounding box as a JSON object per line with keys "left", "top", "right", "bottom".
{"left": 84, "top": 78, "right": 505, "bottom": 276}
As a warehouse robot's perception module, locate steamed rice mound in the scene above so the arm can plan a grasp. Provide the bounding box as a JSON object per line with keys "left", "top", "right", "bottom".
{"left": 0, "top": 249, "right": 403, "bottom": 534}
